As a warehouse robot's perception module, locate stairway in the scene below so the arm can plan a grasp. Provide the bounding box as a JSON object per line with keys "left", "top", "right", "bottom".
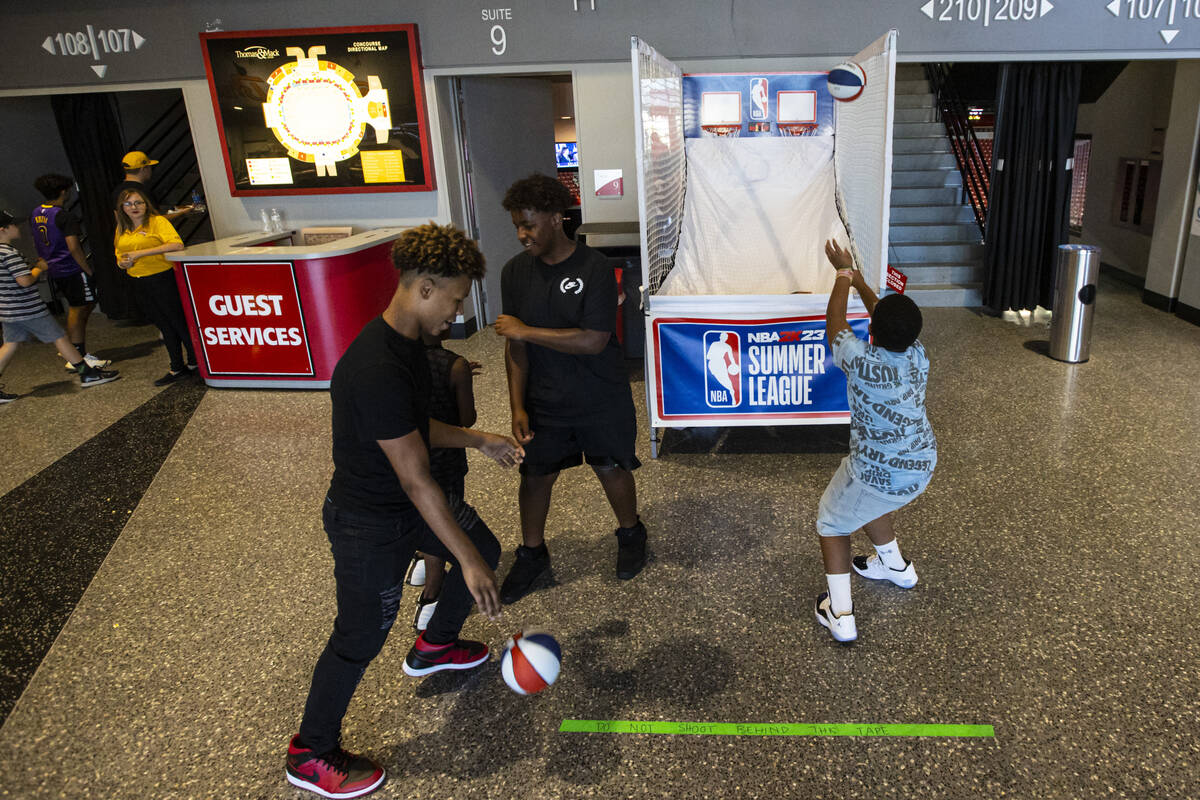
{"left": 889, "top": 63, "right": 983, "bottom": 307}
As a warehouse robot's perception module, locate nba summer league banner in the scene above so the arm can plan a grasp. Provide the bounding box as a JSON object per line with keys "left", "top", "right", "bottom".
{"left": 652, "top": 315, "right": 869, "bottom": 422}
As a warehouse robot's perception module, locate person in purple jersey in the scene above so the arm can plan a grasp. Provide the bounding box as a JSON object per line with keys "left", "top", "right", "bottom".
{"left": 30, "top": 174, "right": 110, "bottom": 370}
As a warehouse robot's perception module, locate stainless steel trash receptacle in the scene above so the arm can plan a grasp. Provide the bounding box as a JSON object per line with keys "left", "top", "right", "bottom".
{"left": 1048, "top": 244, "right": 1100, "bottom": 363}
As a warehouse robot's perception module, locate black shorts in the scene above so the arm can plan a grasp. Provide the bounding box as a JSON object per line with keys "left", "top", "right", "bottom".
{"left": 520, "top": 405, "right": 641, "bottom": 476}
{"left": 50, "top": 272, "right": 95, "bottom": 308}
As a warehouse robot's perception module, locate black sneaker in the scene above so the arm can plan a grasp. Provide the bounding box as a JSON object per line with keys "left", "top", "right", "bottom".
{"left": 615, "top": 519, "right": 647, "bottom": 580}
{"left": 285, "top": 735, "right": 385, "bottom": 798}
{"left": 0, "top": 386, "right": 17, "bottom": 404}
{"left": 153, "top": 368, "right": 190, "bottom": 386}
{"left": 412, "top": 592, "right": 438, "bottom": 632}
{"left": 79, "top": 365, "right": 120, "bottom": 388}
{"left": 500, "top": 544, "right": 550, "bottom": 604}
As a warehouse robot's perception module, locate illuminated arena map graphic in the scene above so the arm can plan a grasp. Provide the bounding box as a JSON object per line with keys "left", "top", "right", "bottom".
{"left": 262, "top": 45, "right": 392, "bottom": 177}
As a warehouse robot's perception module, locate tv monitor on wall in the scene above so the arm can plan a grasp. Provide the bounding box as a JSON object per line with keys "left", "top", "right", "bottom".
{"left": 200, "top": 24, "right": 434, "bottom": 196}
{"left": 555, "top": 142, "right": 579, "bottom": 169}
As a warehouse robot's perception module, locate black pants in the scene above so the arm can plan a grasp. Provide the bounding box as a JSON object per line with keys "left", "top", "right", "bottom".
{"left": 297, "top": 498, "right": 500, "bottom": 755}
{"left": 132, "top": 269, "right": 195, "bottom": 372}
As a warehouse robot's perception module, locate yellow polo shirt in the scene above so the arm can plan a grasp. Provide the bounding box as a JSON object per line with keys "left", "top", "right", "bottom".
{"left": 115, "top": 215, "right": 182, "bottom": 278}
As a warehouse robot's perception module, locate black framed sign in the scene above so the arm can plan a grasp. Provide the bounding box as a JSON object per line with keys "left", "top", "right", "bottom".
{"left": 200, "top": 25, "right": 435, "bottom": 196}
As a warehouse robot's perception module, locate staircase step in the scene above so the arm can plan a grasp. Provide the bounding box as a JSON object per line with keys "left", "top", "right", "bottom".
{"left": 893, "top": 136, "right": 952, "bottom": 154}
{"left": 895, "top": 79, "right": 931, "bottom": 94}
{"left": 893, "top": 152, "right": 958, "bottom": 170}
{"left": 889, "top": 262, "right": 984, "bottom": 285}
{"left": 895, "top": 92, "right": 935, "bottom": 108}
{"left": 894, "top": 121, "right": 946, "bottom": 138}
{"left": 892, "top": 169, "right": 962, "bottom": 188}
{"left": 901, "top": 284, "right": 983, "bottom": 307}
{"left": 890, "top": 203, "right": 977, "bottom": 224}
{"left": 891, "top": 185, "right": 962, "bottom": 205}
{"left": 895, "top": 63, "right": 927, "bottom": 80}
{"left": 889, "top": 223, "right": 979, "bottom": 243}
{"left": 888, "top": 241, "right": 984, "bottom": 262}
{"left": 895, "top": 106, "right": 938, "bottom": 123}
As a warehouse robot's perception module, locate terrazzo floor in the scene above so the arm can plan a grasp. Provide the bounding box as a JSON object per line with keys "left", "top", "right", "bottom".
{"left": 1, "top": 275, "right": 1198, "bottom": 799}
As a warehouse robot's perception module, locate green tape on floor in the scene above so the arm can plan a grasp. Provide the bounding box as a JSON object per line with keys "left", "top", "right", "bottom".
{"left": 560, "top": 720, "right": 994, "bottom": 738}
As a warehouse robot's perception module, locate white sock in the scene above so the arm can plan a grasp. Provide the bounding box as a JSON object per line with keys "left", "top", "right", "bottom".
{"left": 873, "top": 539, "right": 906, "bottom": 570}
{"left": 826, "top": 573, "right": 852, "bottom": 616}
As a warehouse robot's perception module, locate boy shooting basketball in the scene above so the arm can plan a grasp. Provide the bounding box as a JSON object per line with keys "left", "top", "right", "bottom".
{"left": 813, "top": 239, "right": 937, "bottom": 644}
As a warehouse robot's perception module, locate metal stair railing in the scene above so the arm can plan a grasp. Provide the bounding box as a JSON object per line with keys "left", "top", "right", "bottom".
{"left": 924, "top": 63, "right": 990, "bottom": 241}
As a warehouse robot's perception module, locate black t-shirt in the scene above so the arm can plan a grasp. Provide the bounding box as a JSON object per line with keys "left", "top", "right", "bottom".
{"left": 500, "top": 242, "right": 631, "bottom": 423}
{"left": 111, "top": 180, "right": 160, "bottom": 212}
{"left": 327, "top": 317, "right": 431, "bottom": 515}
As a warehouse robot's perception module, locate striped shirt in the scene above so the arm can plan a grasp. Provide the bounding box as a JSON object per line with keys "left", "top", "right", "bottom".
{"left": 0, "top": 243, "right": 49, "bottom": 322}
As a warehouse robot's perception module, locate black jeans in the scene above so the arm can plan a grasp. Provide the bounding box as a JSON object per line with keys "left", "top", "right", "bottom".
{"left": 297, "top": 497, "right": 500, "bottom": 755}
{"left": 131, "top": 269, "right": 195, "bottom": 372}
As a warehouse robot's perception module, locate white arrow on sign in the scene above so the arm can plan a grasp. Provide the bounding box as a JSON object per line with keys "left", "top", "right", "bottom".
{"left": 1041, "top": 0, "right": 1054, "bottom": 16}
{"left": 922, "top": 0, "right": 935, "bottom": 19}
{"left": 92, "top": 65, "right": 107, "bottom": 77}
{"left": 1161, "top": 28, "right": 1179, "bottom": 43}
{"left": 1107, "top": 0, "right": 1121, "bottom": 15}
{"left": 41, "top": 36, "right": 55, "bottom": 54}
{"left": 132, "top": 30, "right": 145, "bottom": 49}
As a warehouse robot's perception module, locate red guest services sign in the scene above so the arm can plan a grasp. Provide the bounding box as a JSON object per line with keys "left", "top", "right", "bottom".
{"left": 183, "top": 262, "right": 314, "bottom": 376}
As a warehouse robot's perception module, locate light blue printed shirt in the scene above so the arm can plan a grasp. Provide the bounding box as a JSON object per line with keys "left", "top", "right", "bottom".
{"left": 832, "top": 328, "right": 937, "bottom": 497}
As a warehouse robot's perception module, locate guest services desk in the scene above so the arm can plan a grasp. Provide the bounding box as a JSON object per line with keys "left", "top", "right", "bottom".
{"left": 168, "top": 228, "right": 403, "bottom": 388}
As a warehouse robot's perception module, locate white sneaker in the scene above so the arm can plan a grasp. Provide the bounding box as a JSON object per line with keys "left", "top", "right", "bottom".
{"left": 63, "top": 354, "right": 111, "bottom": 371}
{"left": 852, "top": 555, "right": 918, "bottom": 588}
{"left": 407, "top": 558, "right": 426, "bottom": 587}
{"left": 413, "top": 596, "right": 438, "bottom": 631}
{"left": 815, "top": 592, "right": 857, "bottom": 643}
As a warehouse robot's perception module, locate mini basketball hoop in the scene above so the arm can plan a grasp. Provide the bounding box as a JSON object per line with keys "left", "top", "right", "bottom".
{"left": 701, "top": 125, "right": 741, "bottom": 137}
{"left": 778, "top": 123, "right": 819, "bottom": 137}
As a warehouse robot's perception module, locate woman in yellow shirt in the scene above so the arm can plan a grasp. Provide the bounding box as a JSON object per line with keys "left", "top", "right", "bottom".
{"left": 114, "top": 188, "right": 195, "bottom": 385}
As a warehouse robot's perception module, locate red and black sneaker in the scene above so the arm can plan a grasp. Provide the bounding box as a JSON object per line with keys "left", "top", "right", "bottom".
{"left": 285, "top": 735, "right": 385, "bottom": 799}
{"left": 402, "top": 633, "right": 489, "bottom": 676}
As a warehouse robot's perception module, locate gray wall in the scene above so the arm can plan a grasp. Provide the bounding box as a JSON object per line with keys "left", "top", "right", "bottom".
{"left": 1075, "top": 62, "right": 1175, "bottom": 277}
{"left": 0, "top": 96, "right": 72, "bottom": 238}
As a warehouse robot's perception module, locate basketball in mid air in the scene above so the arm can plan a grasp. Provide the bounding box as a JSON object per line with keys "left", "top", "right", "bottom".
{"left": 828, "top": 62, "right": 866, "bottom": 102}
{"left": 500, "top": 630, "right": 561, "bottom": 695}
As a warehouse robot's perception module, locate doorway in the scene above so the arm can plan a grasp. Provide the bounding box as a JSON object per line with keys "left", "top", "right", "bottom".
{"left": 449, "top": 73, "right": 577, "bottom": 325}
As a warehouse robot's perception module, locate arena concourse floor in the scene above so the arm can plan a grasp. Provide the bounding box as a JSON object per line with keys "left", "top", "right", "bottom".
{"left": 1, "top": 274, "right": 1197, "bottom": 799}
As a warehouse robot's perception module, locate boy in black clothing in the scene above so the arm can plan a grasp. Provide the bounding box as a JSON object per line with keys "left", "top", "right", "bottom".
{"left": 494, "top": 173, "right": 647, "bottom": 604}
{"left": 286, "top": 223, "right": 523, "bottom": 800}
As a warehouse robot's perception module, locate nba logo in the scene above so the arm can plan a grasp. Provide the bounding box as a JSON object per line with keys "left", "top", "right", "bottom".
{"left": 704, "top": 331, "right": 741, "bottom": 408}
{"left": 750, "top": 78, "right": 768, "bottom": 121}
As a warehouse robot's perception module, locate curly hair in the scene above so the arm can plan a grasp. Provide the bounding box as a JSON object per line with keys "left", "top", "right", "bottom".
{"left": 391, "top": 222, "right": 485, "bottom": 281}
{"left": 502, "top": 173, "right": 573, "bottom": 214}
{"left": 34, "top": 174, "right": 74, "bottom": 200}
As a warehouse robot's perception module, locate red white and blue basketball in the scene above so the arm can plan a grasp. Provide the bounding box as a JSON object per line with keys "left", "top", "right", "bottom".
{"left": 501, "top": 630, "right": 561, "bottom": 695}
{"left": 828, "top": 62, "right": 866, "bottom": 102}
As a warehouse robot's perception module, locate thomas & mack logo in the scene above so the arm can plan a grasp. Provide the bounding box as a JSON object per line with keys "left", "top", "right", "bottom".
{"left": 235, "top": 45, "right": 280, "bottom": 60}
{"left": 704, "top": 330, "right": 741, "bottom": 407}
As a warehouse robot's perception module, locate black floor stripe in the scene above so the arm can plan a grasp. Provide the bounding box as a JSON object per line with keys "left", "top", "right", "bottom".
{"left": 0, "top": 379, "right": 207, "bottom": 723}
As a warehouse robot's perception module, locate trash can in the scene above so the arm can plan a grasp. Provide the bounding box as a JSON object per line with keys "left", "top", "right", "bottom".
{"left": 1048, "top": 244, "right": 1100, "bottom": 363}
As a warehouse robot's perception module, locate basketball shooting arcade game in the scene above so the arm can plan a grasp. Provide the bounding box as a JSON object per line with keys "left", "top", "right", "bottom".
{"left": 631, "top": 32, "right": 897, "bottom": 457}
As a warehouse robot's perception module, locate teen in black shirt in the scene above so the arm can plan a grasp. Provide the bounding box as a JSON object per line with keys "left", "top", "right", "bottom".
{"left": 287, "top": 223, "right": 523, "bottom": 800}
{"left": 494, "top": 173, "right": 647, "bottom": 605}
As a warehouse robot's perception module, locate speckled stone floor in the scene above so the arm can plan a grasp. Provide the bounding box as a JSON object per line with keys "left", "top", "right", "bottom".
{"left": 1, "top": 276, "right": 1198, "bottom": 799}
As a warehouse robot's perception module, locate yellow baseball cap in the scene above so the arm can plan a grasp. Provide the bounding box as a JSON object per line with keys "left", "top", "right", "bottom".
{"left": 121, "top": 151, "right": 159, "bottom": 169}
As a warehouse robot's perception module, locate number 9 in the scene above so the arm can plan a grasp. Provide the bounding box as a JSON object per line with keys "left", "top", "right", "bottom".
{"left": 490, "top": 24, "right": 506, "bottom": 56}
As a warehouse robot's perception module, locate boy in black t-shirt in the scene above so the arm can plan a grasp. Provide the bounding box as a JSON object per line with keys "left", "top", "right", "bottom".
{"left": 494, "top": 173, "right": 647, "bottom": 604}
{"left": 286, "top": 223, "right": 523, "bottom": 800}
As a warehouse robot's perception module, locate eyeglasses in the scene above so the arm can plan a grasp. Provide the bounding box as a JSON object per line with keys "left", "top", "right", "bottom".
{"left": 122, "top": 200, "right": 146, "bottom": 207}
